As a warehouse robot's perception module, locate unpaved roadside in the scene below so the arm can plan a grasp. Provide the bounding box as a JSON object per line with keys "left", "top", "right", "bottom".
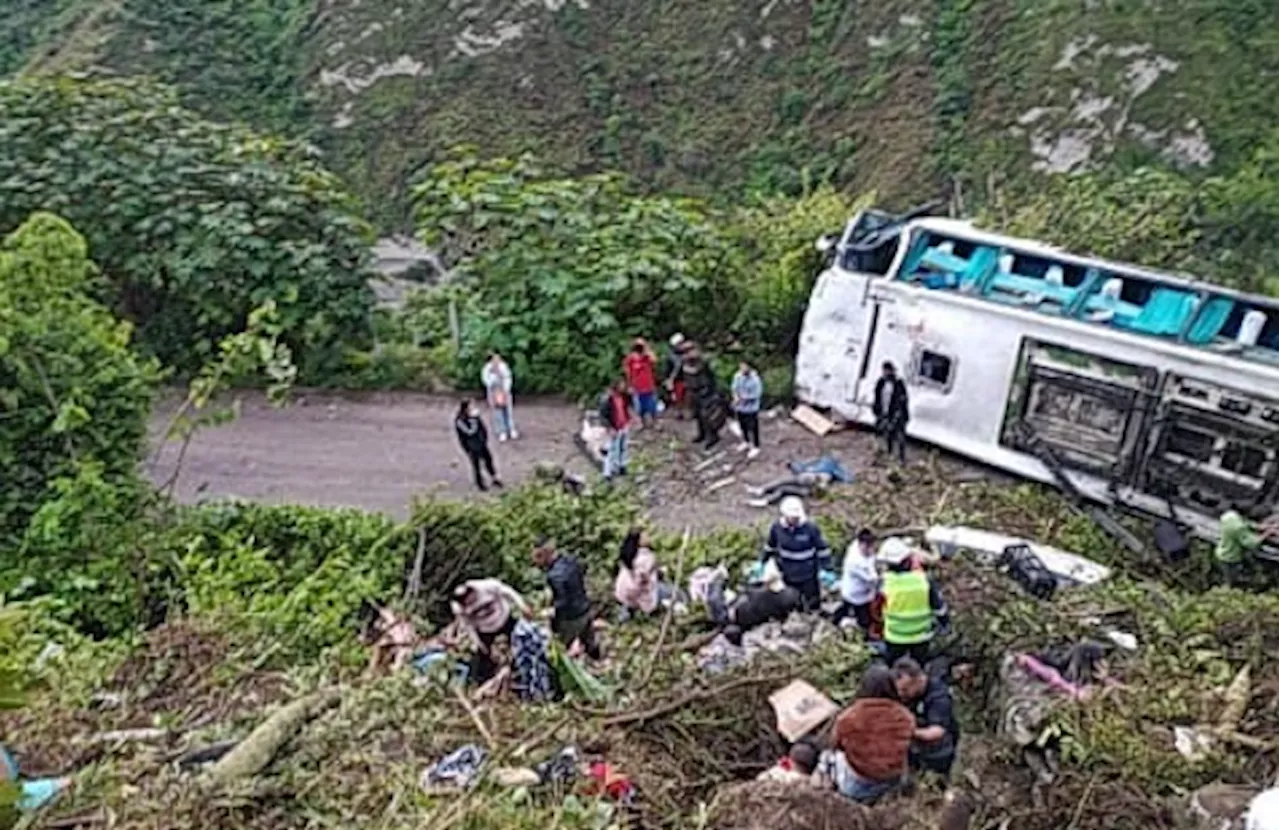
{"left": 148, "top": 390, "right": 993, "bottom": 532}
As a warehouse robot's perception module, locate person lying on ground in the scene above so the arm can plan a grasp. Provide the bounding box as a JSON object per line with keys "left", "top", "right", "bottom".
{"left": 879, "top": 538, "right": 950, "bottom": 665}
{"left": 615, "top": 527, "right": 664, "bottom": 617}
{"left": 719, "top": 564, "right": 803, "bottom": 645}
{"left": 761, "top": 497, "right": 833, "bottom": 611}
{"left": 833, "top": 528, "right": 879, "bottom": 633}
{"left": 893, "top": 657, "right": 960, "bottom": 778}
{"left": 533, "top": 537, "right": 602, "bottom": 660}
{"left": 451, "top": 578, "right": 530, "bottom": 682}
{"left": 822, "top": 664, "right": 916, "bottom": 804}
{"left": 756, "top": 740, "right": 820, "bottom": 785}
{"left": 745, "top": 472, "right": 833, "bottom": 507}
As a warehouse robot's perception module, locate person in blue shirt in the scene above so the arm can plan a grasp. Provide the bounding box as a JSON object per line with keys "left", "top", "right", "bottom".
{"left": 731, "top": 361, "right": 763, "bottom": 459}
{"left": 761, "top": 496, "right": 832, "bottom": 611}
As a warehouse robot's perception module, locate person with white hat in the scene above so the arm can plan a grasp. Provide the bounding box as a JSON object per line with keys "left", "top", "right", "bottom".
{"left": 878, "top": 537, "right": 950, "bottom": 664}
{"left": 761, "top": 496, "right": 832, "bottom": 611}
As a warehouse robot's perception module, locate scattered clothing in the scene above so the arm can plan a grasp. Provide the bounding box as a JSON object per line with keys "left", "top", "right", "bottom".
{"left": 747, "top": 472, "right": 832, "bottom": 507}
{"left": 510, "top": 619, "right": 556, "bottom": 702}
{"left": 536, "top": 746, "right": 580, "bottom": 785}
{"left": 697, "top": 613, "right": 833, "bottom": 673}
{"left": 615, "top": 546, "right": 660, "bottom": 614}
{"left": 421, "top": 744, "right": 488, "bottom": 793}
{"left": 1, "top": 747, "right": 69, "bottom": 812}
{"left": 586, "top": 761, "right": 636, "bottom": 804}
{"left": 756, "top": 756, "right": 814, "bottom": 786}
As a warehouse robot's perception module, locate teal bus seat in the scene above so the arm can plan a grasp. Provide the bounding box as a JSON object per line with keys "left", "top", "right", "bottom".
{"left": 1114, "top": 288, "right": 1197, "bottom": 336}
{"left": 1185, "top": 297, "right": 1234, "bottom": 344}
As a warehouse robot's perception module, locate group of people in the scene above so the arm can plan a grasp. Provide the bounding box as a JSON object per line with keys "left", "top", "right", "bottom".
{"left": 454, "top": 338, "right": 769, "bottom": 489}
{"left": 598, "top": 334, "right": 766, "bottom": 480}
{"left": 763, "top": 658, "right": 959, "bottom": 804}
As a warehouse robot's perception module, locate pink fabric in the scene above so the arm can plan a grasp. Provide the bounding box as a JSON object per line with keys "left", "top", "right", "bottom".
{"left": 614, "top": 548, "right": 659, "bottom": 613}
{"left": 1016, "top": 653, "right": 1091, "bottom": 700}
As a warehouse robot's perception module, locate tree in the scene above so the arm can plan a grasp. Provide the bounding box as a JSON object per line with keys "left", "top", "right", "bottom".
{"left": 0, "top": 212, "right": 161, "bottom": 544}
{"left": 412, "top": 153, "right": 737, "bottom": 395}
{"left": 0, "top": 76, "right": 377, "bottom": 376}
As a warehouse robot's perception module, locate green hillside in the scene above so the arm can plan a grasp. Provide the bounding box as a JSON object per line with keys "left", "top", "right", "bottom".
{"left": 5, "top": 0, "right": 1275, "bottom": 231}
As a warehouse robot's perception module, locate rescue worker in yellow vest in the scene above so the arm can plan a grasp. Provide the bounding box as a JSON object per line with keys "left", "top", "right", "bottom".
{"left": 877, "top": 538, "right": 950, "bottom": 665}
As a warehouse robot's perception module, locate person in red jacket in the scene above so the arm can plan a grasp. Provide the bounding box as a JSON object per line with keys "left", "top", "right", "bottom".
{"left": 598, "top": 378, "right": 634, "bottom": 480}
{"left": 623, "top": 338, "right": 659, "bottom": 428}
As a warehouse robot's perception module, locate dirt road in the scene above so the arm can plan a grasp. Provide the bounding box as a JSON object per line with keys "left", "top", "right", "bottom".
{"left": 149, "top": 390, "right": 980, "bottom": 531}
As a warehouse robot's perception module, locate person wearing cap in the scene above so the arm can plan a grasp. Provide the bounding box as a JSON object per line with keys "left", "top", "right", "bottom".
{"left": 761, "top": 496, "right": 832, "bottom": 611}
{"left": 662, "top": 333, "right": 689, "bottom": 419}
{"left": 623, "top": 337, "right": 660, "bottom": 428}
{"left": 451, "top": 578, "right": 530, "bottom": 683}
{"left": 878, "top": 538, "right": 950, "bottom": 664}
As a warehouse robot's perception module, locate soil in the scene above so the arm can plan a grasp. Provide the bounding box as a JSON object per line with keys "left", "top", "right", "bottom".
{"left": 148, "top": 390, "right": 1000, "bottom": 532}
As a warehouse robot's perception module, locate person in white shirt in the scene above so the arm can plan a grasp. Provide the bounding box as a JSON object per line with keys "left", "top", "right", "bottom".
{"left": 481, "top": 352, "right": 518, "bottom": 441}
{"left": 834, "top": 528, "right": 879, "bottom": 632}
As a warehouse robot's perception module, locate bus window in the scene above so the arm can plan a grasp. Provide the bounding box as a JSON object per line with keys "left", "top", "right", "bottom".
{"left": 984, "top": 252, "right": 1087, "bottom": 314}
{"left": 1076, "top": 271, "right": 1198, "bottom": 337}
{"left": 1185, "top": 297, "right": 1279, "bottom": 362}
{"left": 914, "top": 349, "right": 955, "bottom": 392}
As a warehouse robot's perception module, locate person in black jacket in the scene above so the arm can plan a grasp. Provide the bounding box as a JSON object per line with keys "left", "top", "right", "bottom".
{"left": 872, "top": 362, "right": 910, "bottom": 464}
{"left": 681, "top": 345, "right": 726, "bottom": 451}
{"left": 455, "top": 398, "right": 503, "bottom": 491}
{"left": 532, "top": 537, "right": 601, "bottom": 659}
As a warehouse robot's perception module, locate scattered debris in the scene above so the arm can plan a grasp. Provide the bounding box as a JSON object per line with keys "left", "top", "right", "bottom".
{"left": 205, "top": 690, "right": 340, "bottom": 783}
{"left": 1174, "top": 726, "right": 1215, "bottom": 762}
{"left": 768, "top": 680, "right": 839, "bottom": 742}
{"left": 705, "top": 475, "right": 737, "bottom": 494}
{"left": 1106, "top": 630, "right": 1138, "bottom": 651}
{"left": 694, "top": 451, "right": 728, "bottom": 473}
{"left": 78, "top": 727, "right": 169, "bottom": 746}
{"left": 790, "top": 404, "right": 835, "bottom": 436}
{"left": 925, "top": 525, "right": 1111, "bottom": 585}
{"left": 420, "top": 744, "right": 488, "bottom": 794}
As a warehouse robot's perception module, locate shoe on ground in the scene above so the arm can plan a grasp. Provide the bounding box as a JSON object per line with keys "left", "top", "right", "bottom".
{"left": 736, "top": 441, "right": 750, "bottom": 452}
{"left": 746, "top": 498, "right": 769, "bottom": 508}
{"left": 477, "top": 483, "right": 489, "bottom": 492}
{"left": 492, "top": 479, "right": 504, "bottom": 488}
{"left": 747, "top": 447, "right": 761, "bottom": 460}
{"left": 510, "top": 430, "right": 520, "bottom": 439}
{"left": 498, "top": 434, "right": 508, "bottom": 442}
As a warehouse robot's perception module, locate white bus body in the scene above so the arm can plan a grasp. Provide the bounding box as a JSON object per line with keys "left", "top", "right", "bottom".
{"left": 795, "top": 212, "right": 1279, "bottom": 543}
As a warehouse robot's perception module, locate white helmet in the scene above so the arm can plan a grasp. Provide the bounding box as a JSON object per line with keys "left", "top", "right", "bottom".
{"left": 877, "top": 537, "right": 912, "bottom": 566}
{"left": 1246, "top": 787, "right": 1280, "bottom": 830}
{"left": 669, "top": 332, "right": 686, "bottom": 348}
{"left": 779, "top": 496, "right": 806, "bottom": 522}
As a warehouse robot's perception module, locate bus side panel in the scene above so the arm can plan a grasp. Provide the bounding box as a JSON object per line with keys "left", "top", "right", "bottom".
{"left": 860, "top": 288, "right": 1025, "bottom": 448}
{"left": 794, "top": 269, "right": 874, "bottom": 418}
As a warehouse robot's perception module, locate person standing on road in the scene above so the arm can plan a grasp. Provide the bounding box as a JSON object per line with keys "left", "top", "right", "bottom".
{"left": 623, "top": 338, "right": 660, "bottom": 428}
{"left": 732, "top": 360, "right": 763, "bottom": 459}
{"left": 598, "top": 378, "right": 634, "bottom": 480}
{"left": 533, "top": 537, "right": 601, "bottom": 660}
{"left": 682, "top": 344, "right": 725, "bottom": 451}
{"left": 873, "top": 361, "right": 909, "bottom": 464}
{"left": 662, "top": 333, "right": 689, "bottom": 420}
{"left": 482, "top": 352, "right": 518, "bottom": 442}
{"left": 454, "top": 398, "right": 503, "bottom": 491}
{"left": 761, "top": 496, "right": 832, "bottom": 611}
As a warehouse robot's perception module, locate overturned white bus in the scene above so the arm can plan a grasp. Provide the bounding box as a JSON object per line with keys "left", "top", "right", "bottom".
{"left": 795, "top": 207, "right": 1279, "bottom": 545}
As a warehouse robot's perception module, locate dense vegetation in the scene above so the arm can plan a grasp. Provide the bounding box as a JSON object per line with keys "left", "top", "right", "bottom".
{"left": 0, "top": 76, "right": 376, "bottom": 378}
